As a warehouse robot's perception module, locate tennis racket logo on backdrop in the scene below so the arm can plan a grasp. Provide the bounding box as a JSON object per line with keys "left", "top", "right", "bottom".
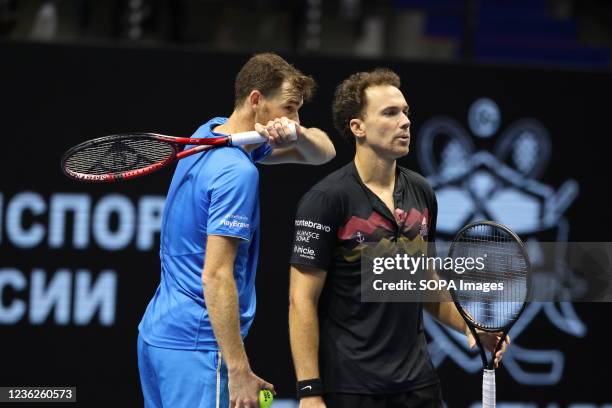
{"left": 417, "top": 98, "right": 586, "bottom": 386}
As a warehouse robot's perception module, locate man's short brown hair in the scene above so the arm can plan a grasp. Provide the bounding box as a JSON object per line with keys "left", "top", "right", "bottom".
{"left": 332, "top": 68, "right": 401, "bottom": 143}
{"left": 234, "top": 53, "right": 316, "bottom": 108}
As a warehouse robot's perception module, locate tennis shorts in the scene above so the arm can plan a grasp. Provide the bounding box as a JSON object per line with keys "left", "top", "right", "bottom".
{"left": 137, "top": 334, "right": 229, "bottom": 408}
{"left": 323, "top": 383, "right": 443, "bottom": 408}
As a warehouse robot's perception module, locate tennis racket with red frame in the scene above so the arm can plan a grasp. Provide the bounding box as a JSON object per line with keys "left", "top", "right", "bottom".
{"left": 61, "top": 124, "right": 296, "bottom": 183}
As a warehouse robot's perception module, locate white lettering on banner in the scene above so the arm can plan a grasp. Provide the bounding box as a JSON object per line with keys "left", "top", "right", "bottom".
{"left": 0, "top": 191, "right": 157, "bottom": 328}
{"left": 294, "top": 219, "right": 331, "bottom": 232}
{"left": 0, "top": 191, "right": 165, "bottom": 251}
{"left": 30, "top": 269, "right": 71, "bottom": 325}
{"left": 93, "top": 195, "right": 135, "bottom": 250}
{"left": 0, "top": 268, "right": 26, "bottom": 324}
{"left": 48, "top": 194, "right": 90, "bottom": 249}
{"left": 0, "top": 268, "right": 117, "bottom": 326}
{"left": 74, "top": 271, "right": 117, "bottom": 326}
{"left": 6, "top": 192, "right": 46, "bottom": 248}
{"left": 137, "top": 197, "right": 165, "bottom": 251}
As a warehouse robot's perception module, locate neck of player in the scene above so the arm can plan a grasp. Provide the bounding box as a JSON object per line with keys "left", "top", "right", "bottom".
{"left": 213, "top": 109, "right": 259, "bottom": 153}
{"left": 354, "top": 147, "right": 396, "bottom": 191}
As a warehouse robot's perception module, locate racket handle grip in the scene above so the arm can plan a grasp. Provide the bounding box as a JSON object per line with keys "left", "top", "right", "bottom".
{"left": 287, "top": 122, "right": 298, "bottom": 141}
{"left": 229, "top": 123, "right": 298, "bottom": 146}
{"left": 482, "top": 369, "right": 496, "bottom": 408}
{"left": 230, "top": 131, "right": 268, "bottom": 146}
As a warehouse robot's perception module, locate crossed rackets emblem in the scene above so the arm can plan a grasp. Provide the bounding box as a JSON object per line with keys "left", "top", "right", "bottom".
{"left": 417, "top": 98, "right": 586, "bottom": 386}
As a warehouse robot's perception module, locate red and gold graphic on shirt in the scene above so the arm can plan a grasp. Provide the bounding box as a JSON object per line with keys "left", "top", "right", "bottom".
{"left": 335, "top": 208, "right": 431, "bottom": 262}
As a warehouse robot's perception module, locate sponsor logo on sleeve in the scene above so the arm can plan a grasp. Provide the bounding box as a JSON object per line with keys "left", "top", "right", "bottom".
{"left": 295, "top": 230, "right": 320, "bottom": 243}
{"left": 220, "top": 214, "right": 250, "bottom": 230}
{"left": 293, "top": 244, "right": 316, "bottom": 260}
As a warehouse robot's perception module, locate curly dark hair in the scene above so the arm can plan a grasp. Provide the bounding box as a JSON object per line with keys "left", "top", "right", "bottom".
{"left": 332, "top": 68, "right": 401, "bottom": 144}
{"left": 234, "top": 53, "right": 316, "bottom": 108}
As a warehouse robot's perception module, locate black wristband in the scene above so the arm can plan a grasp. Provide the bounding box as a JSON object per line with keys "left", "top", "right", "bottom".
{"left": 296, "top": 378, "right": 323, "bottom": 399}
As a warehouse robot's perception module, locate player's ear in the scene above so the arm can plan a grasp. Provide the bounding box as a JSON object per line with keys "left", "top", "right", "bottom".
{"left": 249, "top": 90, "right": 263, "bottom": 112}
{"left": 350, "top": 118, "right": 366, "bottom": 140}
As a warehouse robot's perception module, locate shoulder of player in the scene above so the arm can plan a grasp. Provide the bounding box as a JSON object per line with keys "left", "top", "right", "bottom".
{"left": 207, "top": 147, "right": 256, "bottom": 168}
{"left": 302, "top": 163, "right": 355, "bottom": 199}
{"left": 203, "top": 148, "right": 258, "bottom": 179}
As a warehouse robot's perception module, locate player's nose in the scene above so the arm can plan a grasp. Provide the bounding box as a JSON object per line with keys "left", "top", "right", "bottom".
{"left": 400, "top": 114, "right": 410, "bottom": 130}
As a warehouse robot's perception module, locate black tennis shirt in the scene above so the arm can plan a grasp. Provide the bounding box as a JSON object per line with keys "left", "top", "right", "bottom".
{"left": 290, "top": 161, "right": 440, "bottom": 394}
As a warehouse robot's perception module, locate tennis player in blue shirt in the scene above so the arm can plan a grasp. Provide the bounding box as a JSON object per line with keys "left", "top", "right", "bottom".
{"left": 138, "top": 53, "right": 335, "bottom": 408}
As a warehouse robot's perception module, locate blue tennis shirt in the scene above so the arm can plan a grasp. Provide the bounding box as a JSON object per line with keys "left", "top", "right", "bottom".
{"left": 139, "top": 117, "right": 272, "bottom": 350}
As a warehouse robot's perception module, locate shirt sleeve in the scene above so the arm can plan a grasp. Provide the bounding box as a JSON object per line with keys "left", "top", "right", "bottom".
{"left": 206, "top": 163, "right": 258, "bottom": 241}
{"left": 290, "top": 189, "right": 340, "bottom": 271}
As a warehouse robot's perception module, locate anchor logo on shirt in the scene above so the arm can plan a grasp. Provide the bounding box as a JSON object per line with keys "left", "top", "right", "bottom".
{"left": 355, "top": 231, "right": 365, "bottom": 243}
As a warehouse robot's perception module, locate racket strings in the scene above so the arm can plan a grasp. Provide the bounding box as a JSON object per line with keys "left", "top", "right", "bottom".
{"left": 64, "top": 137, "right": 176, "bottom": 175}
{"left": 452, "top": 224, "right": 528, "bottom": 330}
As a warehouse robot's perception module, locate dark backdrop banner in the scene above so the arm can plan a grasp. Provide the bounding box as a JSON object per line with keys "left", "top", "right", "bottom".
{"left": 1, "top": 42, "right": 611, "bottom": 407}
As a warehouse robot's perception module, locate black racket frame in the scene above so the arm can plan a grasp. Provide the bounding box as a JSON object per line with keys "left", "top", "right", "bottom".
{"left": 448, "top": 220, "right": 531, "bottom": 370}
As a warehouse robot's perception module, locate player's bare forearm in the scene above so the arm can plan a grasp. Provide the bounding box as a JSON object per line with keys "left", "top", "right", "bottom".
{"left": 289, "top": 296, "right": 321, "bottom": 379}
{"left": 424, "top": 301, "right": 467, "bottom": 334}
{"left": 289, "top": 265, "right": 327, "bottom": 380}
{"left": 294, "top": 126, "right": 336, "bottom": 165}
{"left": 204, "top": 269, "right": 249, "bottom": 370}
{"left": 423, "top": 267, "right": 468, "bottom": 334}
{"left": 263, "top": 126, "right": 335, "bottom": 165}
{"left": 202, "top": 235, "right": 249, "bottom": 372}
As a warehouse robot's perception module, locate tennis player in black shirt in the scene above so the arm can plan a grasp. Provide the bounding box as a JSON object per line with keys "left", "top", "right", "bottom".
{"left": 288, "top": 69, "right": 509, "bottom": 407}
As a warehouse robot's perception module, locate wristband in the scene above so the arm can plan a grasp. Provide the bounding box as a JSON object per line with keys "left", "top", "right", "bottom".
{"left": 296, "top": 378, "right": 323, "bottom": 399}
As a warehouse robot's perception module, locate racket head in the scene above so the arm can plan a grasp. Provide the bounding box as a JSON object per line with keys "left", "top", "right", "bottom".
{"left": 448, "top": 220, "right": 531, "bottom": 333}
{"left": 61, "top": 133, "right": 181, "bottom": 182}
